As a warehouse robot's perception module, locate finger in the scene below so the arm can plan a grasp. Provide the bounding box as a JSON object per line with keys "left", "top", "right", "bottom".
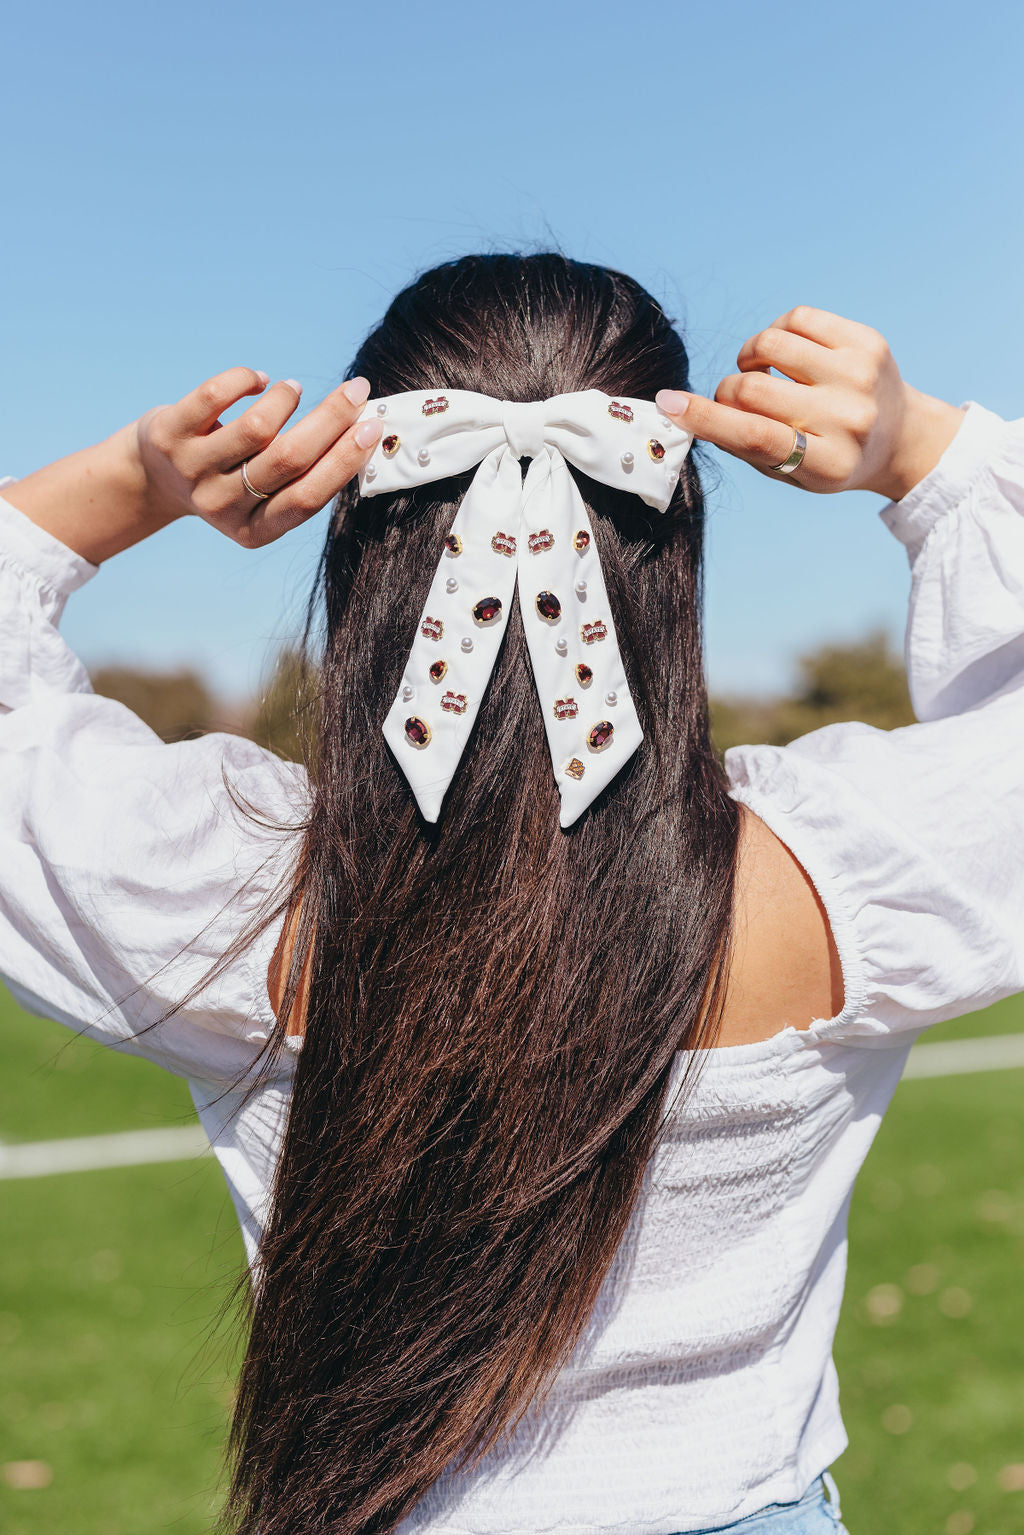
{"left": 736, "top": 326, "right": 843, "bottom": 386}
{"left": 655, "top": 389, "right": 813, "bottom": 478}
{"left": 769, "top": 304, "right": 885, "bottom": 355}
{"left": 201, "top": 379, "right": 305, "bottom": 471}
{"left": 238, "top": 377, "right": 372, "bottom": 497}
{"left": 241, "top": 418, "right": 383, "bottom": 547}
{"left": 713, "top": 370, "right": 816, "bottom": 432}
{"left": 167, "top": 367, "right": 270, "bottom": 436}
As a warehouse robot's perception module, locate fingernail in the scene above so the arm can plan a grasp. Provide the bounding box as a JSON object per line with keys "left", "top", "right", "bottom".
{"left": 343, "top": 376, "right": 371, "bottom": 407}
{"left": 656, "top": 389, "right": 689, "bottom": 416}
{"left": 355, "top": 421, "right": 382, "bottom": 450}
{"left": 255, "top": 370, "right": 270, "bottom": 388}
{"left": 283, "top": 379, "right": 303, "bottom": 396}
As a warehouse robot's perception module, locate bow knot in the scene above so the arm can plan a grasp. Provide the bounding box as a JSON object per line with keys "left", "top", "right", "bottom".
{"left": 357, "top": 389, "right": 693, "bottom": 827}
{"left": 501, "top": 400, "right": 547, "bottom": 461}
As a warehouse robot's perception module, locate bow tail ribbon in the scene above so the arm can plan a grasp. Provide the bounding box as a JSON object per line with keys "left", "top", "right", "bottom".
{"left": 383, "top": 446, "right": 643, "bottom": 828}
{"left": 517, "top": 450, "right": 643, "bottom": 827}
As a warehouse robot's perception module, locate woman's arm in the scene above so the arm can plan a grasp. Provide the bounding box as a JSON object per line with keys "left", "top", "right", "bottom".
{"left": 656, "top": 305, "right": 964, "bottom": 501}
{"left": 3, "top": 368, "right": 383, "bottom": 565}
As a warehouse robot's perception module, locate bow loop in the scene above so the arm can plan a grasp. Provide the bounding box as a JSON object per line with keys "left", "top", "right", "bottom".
{"left": 358, "top": 388, "right": 693, "bottom": 827}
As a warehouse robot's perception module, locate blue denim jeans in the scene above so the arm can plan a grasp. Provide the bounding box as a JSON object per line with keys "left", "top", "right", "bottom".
{"left": 671, "top": 1473, "right": 848, "bottom": 1534}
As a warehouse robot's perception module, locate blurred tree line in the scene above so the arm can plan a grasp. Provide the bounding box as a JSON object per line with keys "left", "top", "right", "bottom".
{"left": 709, "top": 626, "right": 914, "bottom": 754}
{"left": 89, "top": 626, "right": 914, "bottom": 765}
{"left": 89, "top": 648, "right": 320, "bottom": 763}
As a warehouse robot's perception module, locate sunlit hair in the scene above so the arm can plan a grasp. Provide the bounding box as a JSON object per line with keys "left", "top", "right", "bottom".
{"left": 220, "top": 253, "right": 741, "bottom": 1535}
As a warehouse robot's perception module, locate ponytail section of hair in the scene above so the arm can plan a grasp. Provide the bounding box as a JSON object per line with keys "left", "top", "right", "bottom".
{"left": 220, "top": 254, "right": 740, "bottom": 1535}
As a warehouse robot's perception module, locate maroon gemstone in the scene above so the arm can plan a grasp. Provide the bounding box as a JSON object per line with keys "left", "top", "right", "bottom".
{"left": 404, "top": 716, "right": 431, "bottom": 748}
{"left": 382, "top": 433, "right": 401, "bottom": 457}
{"left": 429, "top": 659, "right": 448, "bottom": 683}
{"left": 575, "top": 663, "right": 593, "bottom": 687}
{"left": 445, "top": 534, "right": 462, "bottom": 556}
{"left": 647, "top": 438, "right": 666, "bottom": 462}
{"left": 473, "top": 596, "right": 502, "bottom": 625}
{"left": 587, "top": 720, "right": 614, "bottom": 752}
{"left": 573, "top": 530, "right": 590, "bottom": 552}
{"left": 536, "top": 591, "right": 561, "bottom": 622}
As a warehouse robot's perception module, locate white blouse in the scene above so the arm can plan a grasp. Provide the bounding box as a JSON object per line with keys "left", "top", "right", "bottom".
{"left": 2, "top": 398, "right": 1023, "bottom": 1534}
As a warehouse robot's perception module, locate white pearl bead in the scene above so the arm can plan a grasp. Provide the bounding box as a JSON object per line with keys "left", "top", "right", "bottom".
{"left": 605, "top": 690, "right": 618, "bottom": 706}
{"left": 376, "top": 402, "right": 388, "bottom": 416}
{"left": 575, "top": 580, "right": 587, "bottom": 598}
{"left": 445, "top": 577, "right": 458, "bottom": 594}
{"left": 418, "top": 448, "right": 431, "bottom": 466}
{"left": 461, "top": 637, "right": 473, "bottom": 653}
{"left": 555, "top": 636, "right": 568, "bottom": 656}
{"left": 659, "top": 415, "right": 671, "bottom": 429}
{"left": 364, "top": 463, "right": 377, "bottom": 481}
{"left": 402, "top": 684, "right": 414, "bottom": 702}
{"left": 621, "top": 451, "right": 634, "bottom": 469}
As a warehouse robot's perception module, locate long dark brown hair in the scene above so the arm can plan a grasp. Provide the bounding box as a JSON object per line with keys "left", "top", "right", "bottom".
{"left": 221, "top": 253, "right": 741, "bottom": 1535}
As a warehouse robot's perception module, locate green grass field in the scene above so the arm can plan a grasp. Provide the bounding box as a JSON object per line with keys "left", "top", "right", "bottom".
{"left": 1, "top": 991, "right": 1023, "bottom": 1535}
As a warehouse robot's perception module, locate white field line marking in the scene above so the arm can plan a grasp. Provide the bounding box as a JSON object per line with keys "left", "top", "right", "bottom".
{"left": 0, "top": 1125, "right": 211, "bottom": 1180}
{"left": 903, "top": 1032, "right": 1024, "bottom": 1079}
{"left": 1, "top": 1034, "right": 1022, "bottom": 1180}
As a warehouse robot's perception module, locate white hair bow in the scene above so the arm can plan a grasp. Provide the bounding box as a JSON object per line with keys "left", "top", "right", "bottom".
{"left": 356, "top": 388, "right": 694, "bottom": 828}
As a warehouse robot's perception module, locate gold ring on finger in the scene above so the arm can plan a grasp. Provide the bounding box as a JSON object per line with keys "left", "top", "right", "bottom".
{"left": 770, "top": 428, "right": 807, "bottom": 475}
{"left": 240, "top": 459, "right": 271, "bottom": 500}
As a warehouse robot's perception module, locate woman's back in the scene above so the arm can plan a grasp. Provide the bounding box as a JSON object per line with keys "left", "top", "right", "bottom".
{"left": 269, "top": 803, "right": 844, "bottom": 1051}
{"left": 264, "top": 803, "right": 874, "bottom": 1533}
{"left": 714, "top": 807, "right": 845, "bottom": 1048}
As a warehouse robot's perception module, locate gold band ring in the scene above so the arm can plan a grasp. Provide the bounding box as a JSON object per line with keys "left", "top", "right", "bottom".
{"left": 240, "top": 460, "right": 271, "bottom": 500}
{"left": 771, "top": 428, "right": 807, "bottom": 475}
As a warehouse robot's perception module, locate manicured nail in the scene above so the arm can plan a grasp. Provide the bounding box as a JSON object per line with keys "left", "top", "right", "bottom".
{"left": 354, "top": 421, "right": 382, "bottom": 450}
{"left": 656, "top": 389, "right": 690, "bottom": 416}
{"left": 283, "top": 379, "right": 303, "bottom": 396}
{"left": 343, "top": 376, "right": 371, "bottom": 407}
{"left": 254, "top": 370, "right": 270, "bottom": 388}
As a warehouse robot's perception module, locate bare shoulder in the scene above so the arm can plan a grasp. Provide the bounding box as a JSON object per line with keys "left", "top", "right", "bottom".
{"left": 268, "top": 892, "right": 313, "bottom": 1039}
{"left": 714, "top": 803, "right": 845, "bottom": 1047}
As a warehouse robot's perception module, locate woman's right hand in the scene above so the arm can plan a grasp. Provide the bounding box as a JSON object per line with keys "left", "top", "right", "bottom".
{"left": 656, "top": 306, "right": 965, "bottom": 502}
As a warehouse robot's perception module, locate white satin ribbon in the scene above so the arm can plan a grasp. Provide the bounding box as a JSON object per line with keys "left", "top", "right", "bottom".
{"left": 356, "top": 388, "right": 693, "bottom": 828}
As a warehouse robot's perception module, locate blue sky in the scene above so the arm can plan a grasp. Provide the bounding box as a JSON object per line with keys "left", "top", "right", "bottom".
{"left": 3, "top": 0, "right": 1022, "bottom": 702}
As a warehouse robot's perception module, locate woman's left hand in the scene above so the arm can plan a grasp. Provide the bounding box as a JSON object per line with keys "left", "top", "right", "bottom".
{"left": 4, "top": 367, "right": 383, "bottom": 566}
{"left": 135, "top": 368, "right": 382, "bottom": 549}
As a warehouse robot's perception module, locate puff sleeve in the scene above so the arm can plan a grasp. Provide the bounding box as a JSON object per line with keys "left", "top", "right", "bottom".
{"left": 725, "top": 402, "right": 1024, "bottom": 1042}
{"left": 0, "top": 489, "right": 308, "bottom": 1085}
